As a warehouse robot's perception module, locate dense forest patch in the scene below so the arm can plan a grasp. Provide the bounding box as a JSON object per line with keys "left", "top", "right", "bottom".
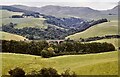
{"left": 2, "top": 40, "right": 115, "bottom": 58}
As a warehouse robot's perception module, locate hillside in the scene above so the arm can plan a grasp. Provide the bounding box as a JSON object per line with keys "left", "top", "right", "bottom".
{"left": 101, "top": 5, "right": 119, "bottom": 15}
{"left": 1, "top": 51, "right": 118, "bottom": 75}
{"left": 2, "top": 18, "right": 47, "bottom": 29}
{"left": 1, "top": 10, "right": 47, "bottom": 29}
{"left": 1, "top": 5, "right": 118, "bottom": 40}
{"left": 38, "top": 5, "right": 101, "bottom": 18}
{"left": 66, "top": 20, "right": 118, "bottom": 40}
{"left": 0, "top": 10, "right": 23, "bottom": 19}
{"left": 2, "top": 9, "right": 109, "bottom": 40}
{"left": 0, "top": 5, "right": 34, "bottom": 14}
{"left": 11, "top": 5, "right": 118, "bottom": 20}
{"left": 0, "top": 31, "right": 27, "bottom": 41}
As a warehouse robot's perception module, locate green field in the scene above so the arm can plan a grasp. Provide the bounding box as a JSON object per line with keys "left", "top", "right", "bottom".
{"left": 1, "top": 51, "right": 118, "bottom": 75}
{"left": 0, "top": 10, "right": 23, "bottom": 19}
{"left": 66, "top": 20, "right": 118, "bottom": 40}
{"left": 0, "top": 31, "right": 27, "bottom": 41}
{"left": 1, "top": 10, "right": 47, "bottom": 29}
{"left": 2, "top": 18, "right": 47, "bottom": 29}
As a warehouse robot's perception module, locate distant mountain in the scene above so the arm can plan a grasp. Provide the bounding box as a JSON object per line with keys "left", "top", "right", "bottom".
{"left": 10, "top": 5, "right": 101, "bottom": 18}
{"left": 39, "top": 5, "right": 102, "bottom": 18}
{"left": 101, "top": 5, "right": 119, "bottom": 15}
{"left": 1, "top": 5, "right": 118, "bottom": 19}
{"left": 0, "top": 5, "right": 34, "bottom": 13}
{"left": 11, "top": 5, "right": 40, "bottom": 12}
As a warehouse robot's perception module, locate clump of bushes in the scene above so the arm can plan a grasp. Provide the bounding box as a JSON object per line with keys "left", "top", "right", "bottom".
{"left": 41, "top": 47, "right": 55, "bottom": 58}
{"left": 8, "top": 67, "right": 25, "bottom": 77}
{"left": 8, "top": 67, "right": 77, "bottom": 77}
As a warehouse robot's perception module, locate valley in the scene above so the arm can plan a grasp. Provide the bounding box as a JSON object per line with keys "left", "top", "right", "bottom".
{"left": 0, "top": 4, "right": 119, "bottom": 76}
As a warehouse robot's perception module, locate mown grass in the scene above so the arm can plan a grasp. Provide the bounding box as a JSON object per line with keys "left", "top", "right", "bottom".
{"left": 66, "top": 20, "right": 118, "bottom": 40}
{"left": 0, "top": 31, "right": 27, "bottom": 41}
{"left": 1, "top": 51, "right": 118, "bottom": 75}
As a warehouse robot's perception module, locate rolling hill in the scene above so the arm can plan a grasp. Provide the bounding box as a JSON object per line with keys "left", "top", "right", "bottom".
{"left": 0, "top": 5, "right": 34, "bottom": 14}
{"left": 66, "top": 20, "right": 118, "bottom": 40}
{"left": 1, "top": 51, "right": 118, "bottom": 75}
{"left": 0, "top": 31, "right": 27, "bottom": 41}
{"left": 10, "top": 5, "right": 119, "bottom": 20}
{"left": 2, "top": 9, "right": 109, "bottom": 40}
{"left": 101, "top": 5, "right": 119, "bottom": 15}
{"left": 0, "top": 10, "right": 23, "bottom": 19}
{"left": 2, "top": 18, "right": 47, "bottom": 29}
{"left": 1, "top": 10, "right": 47, "bottom": 29}
{"left": 1, "top": 4, "right": 119, "bottom": 76}
{"left": 1, "top": 5, "right": 118, "bottom": 40}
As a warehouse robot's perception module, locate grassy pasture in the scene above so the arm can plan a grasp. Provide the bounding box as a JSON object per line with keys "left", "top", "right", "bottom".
{"left": 0, "top": 31, "right": 27, "bottom": 41}
{"left": 0, "top": 9, "right": 119, "bottom": 76}
{"left": 1, "top": 51, "right": 118, "bottom": 75}
{"left": 0, "top": 10, "right": 23, "bottom": 19}
{"left": 1, "top": 10, "right": 47, "bottom": 29}
{"left": 66, "top": 20, "right": 118, "bottom": 40}
{"left": 2, "top": 18, "right": 47, "bottom": 29}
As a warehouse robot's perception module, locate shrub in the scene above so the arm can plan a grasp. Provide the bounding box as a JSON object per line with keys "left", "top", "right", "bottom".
{"left": 39, "top": 67, "right": 59, "bottom": 77}
{"left": 8, "top": 67, "right": 25, "bottom": 77}
{"left": 41, "top": 47, "right": 55, "bottom": 58}
{"left": 47, "top": 47, "right": 56, "bottom": 56}
{"left": 47, "top": 47, "right": 54, "bottom": 52}
{"left": 61, "top": 69, "right": 77, "bottom": 77}
{"left": 41, "top": 50, "right": 50, "bottom": 58}
{"left": 8, "top": 67, "right": 77, "bottom": 77}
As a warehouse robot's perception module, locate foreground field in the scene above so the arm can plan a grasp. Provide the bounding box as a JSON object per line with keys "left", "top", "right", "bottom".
{"left": 0, "top": 31, "right": 27, "bottom": 41}
{"left": 1, "top": 51, "right": 118, "bottom": 75}
{"left": 66, "top": 20, "right": 118, "bottom": 40}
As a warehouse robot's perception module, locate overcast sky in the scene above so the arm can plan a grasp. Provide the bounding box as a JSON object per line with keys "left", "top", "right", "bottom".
{"left": 1, "top": 0, "right": 119, "bottom": 10}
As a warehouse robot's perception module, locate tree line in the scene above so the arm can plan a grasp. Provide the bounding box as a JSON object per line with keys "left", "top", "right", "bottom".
{"left": 2, "top": 40, "right": 115, "bottom": 58}
{"left": 2, "top": 23, "right": 67, "bottom": 40}
{"left": 80, "top": 35, "right": 120, "bottom": 42}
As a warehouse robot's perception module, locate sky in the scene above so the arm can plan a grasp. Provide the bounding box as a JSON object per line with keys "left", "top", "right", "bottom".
{"left": 1, "top": 0, "right": 119, "bottom": 10}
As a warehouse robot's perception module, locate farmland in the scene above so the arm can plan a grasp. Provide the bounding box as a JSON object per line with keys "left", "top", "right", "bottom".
{"left": 1, "top": 51, "right": 118, "bottom": 75}
{"left": 1, "top": 5, "right": 119, "bottom": 76}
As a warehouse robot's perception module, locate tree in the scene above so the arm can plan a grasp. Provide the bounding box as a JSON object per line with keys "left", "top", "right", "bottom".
{"left": 47, "top": 47, "right": 55, "bottom": 55}
{"left": 41, "top": 47, "right": 55, "bottom": 58}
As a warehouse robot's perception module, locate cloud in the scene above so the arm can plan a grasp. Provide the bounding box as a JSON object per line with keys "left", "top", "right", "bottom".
{"left": 1, "top": 0, "right": 119, "bottom": 2}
